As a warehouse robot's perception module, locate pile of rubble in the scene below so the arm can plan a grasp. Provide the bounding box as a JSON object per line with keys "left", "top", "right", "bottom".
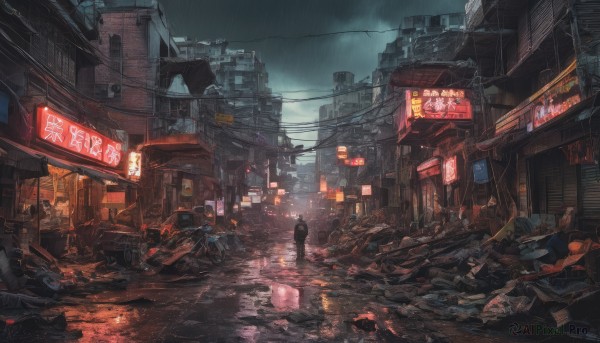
{"left": 0, "top": 238, "right": 135, "bottom": 340}
{"left": 315, "top": 209, "right": 600, "bottom": 340}
{"left": 0, "top": 210, "right": 248, "bottom": 340}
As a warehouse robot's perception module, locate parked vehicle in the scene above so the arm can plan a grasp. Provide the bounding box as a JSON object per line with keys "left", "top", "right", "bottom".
{"left": 75, "top": 220, "right": 142, "bottom": 266}
{"left": 93, "top": 230, "right": 143, "bottom": 266}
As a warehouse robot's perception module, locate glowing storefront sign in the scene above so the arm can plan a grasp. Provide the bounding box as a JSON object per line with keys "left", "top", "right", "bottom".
{"left": 320, "top": 175, "right": 327, "bottom": 192}
{"left": 361, "top": 185, "right": 372, "bottom": 196}
{"left": 343, "top": 158, "right": 365, "bottom": 166}
{"left": 181, "top": 178, "right": 193, "bottom": 197}
{"left": 335, "top": 190, "right": 344, "bottom": 203}
{"left": 36, "top": 107, "right": 122, "bottom": 167}
{"left": 337, "top": 146, "right": 348, "bottom": 159}
{"left": 269, "top": 182, "right": 278, "bottom": 188}
{"left": 127, "top": 152, "right": 141, "bottom": 180}
{"left": 326, "top": 189, "right": 336, "bottom": 200}
{"left": 405, "top": 88, "right": 472, "bottom": 120}
{"left": 532, "top": 67, "right": 581, "bottom": 129}
{"left": 277, "top": 188, "right": 286, "bottom": 195}
{"left": 496, "top": 62, "right": 581, "bottom": 134}
{"left": 216, "top": 199, "right": 225, "bottom": 216}
{"left": 443, "top": 155, "right": 458, "bottom": 185}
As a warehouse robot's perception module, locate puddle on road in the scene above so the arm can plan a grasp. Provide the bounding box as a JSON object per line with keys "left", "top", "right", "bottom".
{"left": 270, "top": 282, "right": 300, "bottom": 311}
{"left": 61, "top": 305, "right": 143, "bottom": 342}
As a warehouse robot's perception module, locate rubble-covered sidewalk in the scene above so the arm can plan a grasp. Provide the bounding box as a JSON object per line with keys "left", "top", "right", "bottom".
{"left": 0, "top": 214, "right": 254, "bottom": 341}
{"left": 313, "top": 209, "right": 600, "bottom": 341}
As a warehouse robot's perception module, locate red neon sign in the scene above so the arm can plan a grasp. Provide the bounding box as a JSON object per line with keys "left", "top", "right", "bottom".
{"left": 36, "top": 107, "right": 122, "bottom": 167}
{"left": 344, "top": 158, "right": 365, "bottom": 166}
{"left": 406, "top": 88, "right": 472, "bottom": 120}
{"left": 443, "top": 155, "right": 458, "bottom": 185}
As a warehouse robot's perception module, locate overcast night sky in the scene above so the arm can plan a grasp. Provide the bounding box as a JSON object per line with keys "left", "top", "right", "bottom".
{"left": 159, "top": 0, "right": 467, "bottom": 162}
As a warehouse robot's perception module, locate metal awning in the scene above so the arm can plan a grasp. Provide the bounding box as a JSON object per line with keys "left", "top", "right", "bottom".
{"left": 141, "top": 134, "right": 213, "bottom": 158}
{"left": 0, "top": 137, "right": 48, "bottom": 179}
{"left": 389, "top": 60, "right": 476, "bottom": 88}
{"left": 0, "top": 137, "right": 134, "bottom": 185}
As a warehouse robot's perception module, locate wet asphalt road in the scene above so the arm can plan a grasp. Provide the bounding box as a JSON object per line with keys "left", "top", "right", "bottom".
{"left": 31, "top": 227, "right": 518, "bottom": 343}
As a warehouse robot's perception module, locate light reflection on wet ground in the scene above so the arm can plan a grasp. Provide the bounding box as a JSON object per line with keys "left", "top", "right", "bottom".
{"left": 28, "top": 227, "right": 516, "bottom": 342}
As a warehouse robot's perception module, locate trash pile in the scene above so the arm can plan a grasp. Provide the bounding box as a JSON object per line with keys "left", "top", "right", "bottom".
{"left": 0, "top": 237, "right": 134, "bottom": 340}
{"left": 142, "top": 224, "right": 230, "bottom": 275}
{"left": 0, "top": 207, "right": 245, "bottom": 340}
{"left": 315, "top": 209, "right": 600, "bottom": 340}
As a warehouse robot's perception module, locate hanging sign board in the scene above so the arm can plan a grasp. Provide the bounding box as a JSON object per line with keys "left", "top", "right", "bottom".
{"left": 216, "top": 198, "right": 225, "bottom": 216}
{"left": 566, "top": 139, "right": 595, "bottom": 165}
{"left": 335, "top": 190, "right": 344, "bottom": 202}
{"left": 337, "top": 146, "right": 348, "bottom": 159}
{"left": 405, "top": 88, "right": 472, "bottom": 121}
{"left": 320, "top": 175, "right": 327, "bottom": 192}
{"left": 473, "top": 159, "right": 490, "bottom": 184}
{"left": 181, "top": 178, "right": 193, "bottom": 197}
{"left": 443, "top": 155, "right": 458, "bottom": 185}
{"left": 36, "top": 107, "right": 123, "bottom": 167}
{"left": 127, "top": 151, "right": 141, "bottom": 180}
{"left": 361, "top": 185, "right": 372, "bottom": 196}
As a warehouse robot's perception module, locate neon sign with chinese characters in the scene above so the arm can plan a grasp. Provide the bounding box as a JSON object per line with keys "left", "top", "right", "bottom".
{"left": 405, "top": 88, "right": 472, "bottom": 120}
{"left": 36, "top": 107, "right": 122, "bottom": 167}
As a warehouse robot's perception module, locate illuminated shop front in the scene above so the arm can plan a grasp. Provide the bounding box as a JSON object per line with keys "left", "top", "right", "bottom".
{"left": 0, "top": 106, "right": 134, "bottom": 256}
{"left": 492, "top": 61, "right": 600, "bottom": 229}
{"left": 396, "top": 86, "right": 473, "bottom": 226}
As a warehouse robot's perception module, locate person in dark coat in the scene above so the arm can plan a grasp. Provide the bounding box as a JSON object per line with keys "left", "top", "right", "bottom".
{"left": 294, "top": 215, "right": 309, "bottom": 260}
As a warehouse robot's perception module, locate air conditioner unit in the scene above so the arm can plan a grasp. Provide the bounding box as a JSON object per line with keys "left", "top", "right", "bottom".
{"left": 108, "top": 83, "right": 121, "bottom": 98}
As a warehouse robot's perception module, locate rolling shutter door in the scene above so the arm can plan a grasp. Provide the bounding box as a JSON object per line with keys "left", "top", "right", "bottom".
{"left": 562, "top": 163, "right": 577, "bottom": 209}
{"left": 581, "top": 164, "right": 600, "bottom": 219}
{"left": 545, "top": 164, "right": 562, "bottom": 214}
{"left": 532, "top": 150, "right": 576, "bottom": 215}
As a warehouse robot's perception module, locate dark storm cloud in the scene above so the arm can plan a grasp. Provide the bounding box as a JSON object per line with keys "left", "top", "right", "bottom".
{"left": 159, "top": 0, "right": 466, "bottom": 150}
{"left": 160, "top": 0, "right": 467, "bottom": 90}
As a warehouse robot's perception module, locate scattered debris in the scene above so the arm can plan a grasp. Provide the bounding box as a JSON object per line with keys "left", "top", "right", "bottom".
{"left": 313, "top": 209, "right": 600, "bottom": 337}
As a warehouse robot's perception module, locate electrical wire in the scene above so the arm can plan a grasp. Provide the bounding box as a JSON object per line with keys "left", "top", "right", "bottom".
{"left": 228, "top": 28, "right": 399, "bottom": 43}
{"left": 0, "top": 2, "right": 410, "bottom": 158}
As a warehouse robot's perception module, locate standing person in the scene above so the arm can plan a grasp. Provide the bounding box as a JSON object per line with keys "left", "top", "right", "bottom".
{"left": 294, "top": 215, "right": 309, "bottom": 260}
